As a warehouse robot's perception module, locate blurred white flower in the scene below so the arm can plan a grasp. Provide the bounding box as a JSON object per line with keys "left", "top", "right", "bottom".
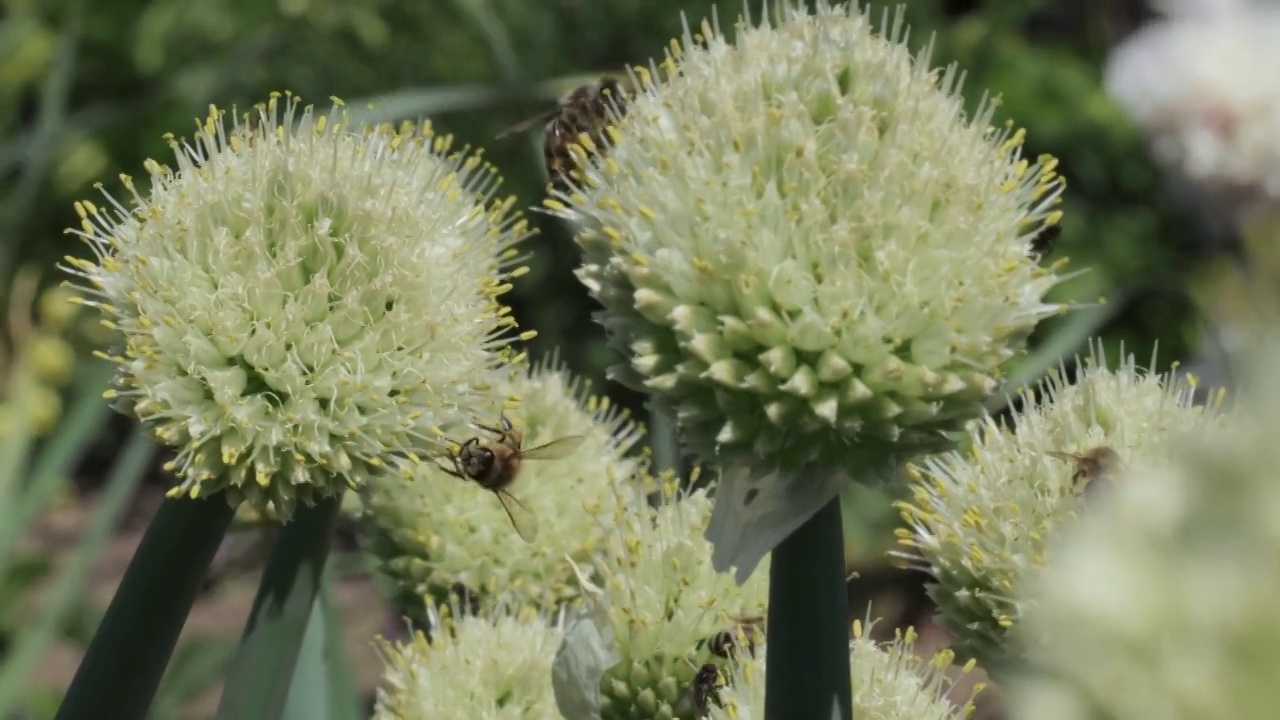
{"left": 709, "top": 623, "right": 982, "bottom": 720}
{"left": 359, "top": 357, "right": 645, "bottom": 618}
{"left": 373, "top": 605, "right": 563, "bottom": 720}
{"left": 1105, "top": 1, "right": 1280, "bottom": 213}
{"left": 551, "top": 484, "right": 769, "bottom": 720}
{"left": 1005, "top": 332, "right": 1280, "bottom": 720}
{"left": 61, "top": 92, "right": 530, "bottom": 518}
{"left": 545, "top": 1, "right": 1066, "bottom": 583}
{"left": 895, "top": 341, "right": 1225, "bottom": 672}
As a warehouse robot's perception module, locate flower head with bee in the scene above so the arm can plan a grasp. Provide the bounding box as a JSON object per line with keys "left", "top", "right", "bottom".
{"left": 62, "top": 92, "right": 530, "bottom": 519}
{"left": 544, "top": 1, "right": 1068, "bottom": 582}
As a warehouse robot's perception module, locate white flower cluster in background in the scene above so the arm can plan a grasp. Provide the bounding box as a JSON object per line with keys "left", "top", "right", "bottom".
{"left": 1105, "top": 0, "right": 1280, "bottom": 213}
{"left": 1006, "top": 332, "right": 1280, "bottom": 720}
{"left": 895, "top": 342, "right": 1225, "bottom": 673}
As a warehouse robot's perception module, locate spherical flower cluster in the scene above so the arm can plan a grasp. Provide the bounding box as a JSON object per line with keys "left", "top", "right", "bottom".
{"left": 544, "top": 2, "right": 1066, "bottom": 582}
{"left": 1005, "top": 335, "right": 1280, "bottom": 720}
{"left": 895, "top": 342, "right": 1225, "bottom": 673}
{"left": 709, "top": 623, "right": 982, "bottom": 720}
{"left": 372, "top": 606, "right": 563, "bottom": 720}
{"left": 1104, "top": 0, "right": 1280, "bottom": 214}
{"left": 551, "top": 485, "right": 769, "bottom": 720}
{"left": 61, "top": 92, "right": 530, "bottom": 518}
{"left": 360, "top": 358, "right": 645, "bottom": 619}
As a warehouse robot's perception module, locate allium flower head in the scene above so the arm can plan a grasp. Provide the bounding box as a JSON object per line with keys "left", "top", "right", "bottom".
{"left": 551, "top": 485, "right": 769, "bottom": 720}
{"left": 360, "top": 358, "right": 644, "bottom": 617}
{"left": 895, "top": 342, "right": 1225, "bottom": 672}
{"left": 61, "top": 92, "right": 530, "bottom": 518}
{"left": 373, "top": 605, "right": 563, "bottom": 720}
{"left": 709, "top": 623, "right": 982, "bottom": 720}
{"left": 1104, "top": 0, "right": 1280, "bottom": 212}
{"left": 1005, "top": 336, "right": 1280, "bottom": 720}
{"left": 544, "top": 1, "right": 1066, "bottom": 582}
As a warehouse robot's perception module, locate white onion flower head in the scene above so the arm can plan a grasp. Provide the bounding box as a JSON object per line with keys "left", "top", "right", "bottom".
{"left": 709, "top": 623, "right": 983, "bottom": 720}
{"left": 551, "top": 484, "right": 769, "bottom": 720}
{"left": 61, "top": 93, "right": 530, "bottom": 519}
{"left": 373, "top": 605, "right": 563, "bottom": 720}
{"left": 359, "top": 358, "right": 645, "bottom": 617}
{"left": 545, "top": 1, "right": 1067, "bottom": 583}
{"left": 1104, "top": 1, "right": 1280, "bottom": 213}
{"left": 895, "top": 342, "right": 1226, "bottom": 673}
{"left": 1005, "top": 335, "right": 1280, "bottom": 720}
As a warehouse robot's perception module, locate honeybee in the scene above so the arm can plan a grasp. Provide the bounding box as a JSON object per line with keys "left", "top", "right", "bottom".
{"left": 438, "top": 415, "right": 585, "bottom": 542}
{"left": 703, "top": 614, "right": 765, "bottom": 659}
{"left": 691, "top": 666, "right": 721, "bottom": 712}
{"left": 1030, "top": 222, "right": 1062, "bottom": 259}
{"left": 497, "top": 75, "right": 635, "bottom": 191}
{"left": 1048, "top": 445, "right": 1123, "bottom": 494}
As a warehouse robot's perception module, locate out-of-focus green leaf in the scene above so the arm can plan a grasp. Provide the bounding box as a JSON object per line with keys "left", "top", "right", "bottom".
{"left": 0, "top": 360, "right": 114, "bottom": 581}
{"left": 147, "top": 638, "right": 238, "bottom": 720}
{"left": 0, "top": 425, "right": 154, "bottom": 714}
{"left": 342, "top": 86, "right": 507, "bottom": 127}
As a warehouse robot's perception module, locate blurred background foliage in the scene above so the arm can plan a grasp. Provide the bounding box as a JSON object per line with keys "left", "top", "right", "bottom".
{"left": 0, "top": 0, "right": 1219, "bottom": 716}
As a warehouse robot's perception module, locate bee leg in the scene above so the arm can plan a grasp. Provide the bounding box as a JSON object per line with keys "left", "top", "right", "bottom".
{"left": 474, "top": 417, "right": 510, "bottom": 440}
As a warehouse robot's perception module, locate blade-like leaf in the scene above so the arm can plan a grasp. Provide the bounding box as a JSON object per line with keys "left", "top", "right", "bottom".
{"left": 213, "top": 492, "right": 343, "bottom": 720}
{"left": 280, "top": 577, "right": 359, "bottom": 720}
{"left": 342, "top": 86, "right": 507, "bottom": 127}
{"left": 0, "top": 426, "right": 154, "bottom": 714}
{"left": 0, "top": 360, "right": 114, "bottom": 583}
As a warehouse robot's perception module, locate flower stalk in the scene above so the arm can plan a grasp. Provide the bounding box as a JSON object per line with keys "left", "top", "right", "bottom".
{"left": 764, "top": 490, "right": 852, "bottom": 720}
{"left": 54, "top": 493, "right": 237, "bottom": 720}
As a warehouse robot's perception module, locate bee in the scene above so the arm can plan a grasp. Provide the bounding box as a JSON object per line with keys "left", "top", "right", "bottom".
{"left": 1048, "top": 445, "right": 1123, "bottom": 494}
{"left": 1030, "top": 222, "right": 1062, "bottom": 259}
{"left": 438, "top": 414, "right": 585, "bottom": 542}
{"left": 692, "top": 663, "right": 724, "bottom": 715}
{"left": 497, "top": 75, "right": 635, "bottom": 191}
{"left": 703, "top": 615, "right": 765, "bottom": 659}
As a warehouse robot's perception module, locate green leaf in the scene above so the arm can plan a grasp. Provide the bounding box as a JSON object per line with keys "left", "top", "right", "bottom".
{"left": 280, "top": 575, "right": 360, "bottom": 720}
{"left": 987, "top": 294, "right": 1128, "bottom": 413}
{"left": 341, "top": 86, "right": 507, "bottom": 127}
{"left": 148, "top": 638, "right": 238, "bottom": 720}
{"left": 0, "top": 360, "right": 115, "bottom": 579}
{"left": 0, "top": 426, "right": 155, "bottom": 714}
{"left": 214, "top": 492, "right": 344, "bottom": 720}
{"left": 765, "top": 493, "right": 852, "bottom": 720}
{"left": 54, "top": 490, "right": 237, "bottom": 720}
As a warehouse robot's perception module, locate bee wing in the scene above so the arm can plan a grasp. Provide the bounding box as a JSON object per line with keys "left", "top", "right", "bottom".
{"left": 495, "top": 110, "right": 558, "bottom": 139}
{"left": 495, "top": 489, "right": 539, "bottom": 543}
{"left": 521, "top": 435, "right": 586, "bottom": 460}
{"left": 1046, "top": 451, "right": 1082, "bottom": 462}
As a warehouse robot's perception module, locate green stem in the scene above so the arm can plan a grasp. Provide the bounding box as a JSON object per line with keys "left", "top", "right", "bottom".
{"left": 214, "top": 492, "right": 343, "bottom": 720}
{"left": 764, "top": 494, "right": 852, "bottom": 720}
{"left": 54, "top": 492, "right": 237, "bottom": 720}
{"left": 646, "top": 398, "right": 679, "bottom": 478}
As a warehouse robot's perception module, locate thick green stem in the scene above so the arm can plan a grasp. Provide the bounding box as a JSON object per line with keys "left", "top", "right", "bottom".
{"left": 214, "top": 492, "right": 343, "bottom": 720}
{"left": 54, "top": 492, "right": 237, "bottom": 720}
{"left": 764, "top": 495, "right": 852, "bottom": 720}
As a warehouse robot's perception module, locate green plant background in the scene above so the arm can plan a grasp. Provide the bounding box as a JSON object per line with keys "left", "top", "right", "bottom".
{"left": 0, "top": 0, "right": 1216, "bottom": 717}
